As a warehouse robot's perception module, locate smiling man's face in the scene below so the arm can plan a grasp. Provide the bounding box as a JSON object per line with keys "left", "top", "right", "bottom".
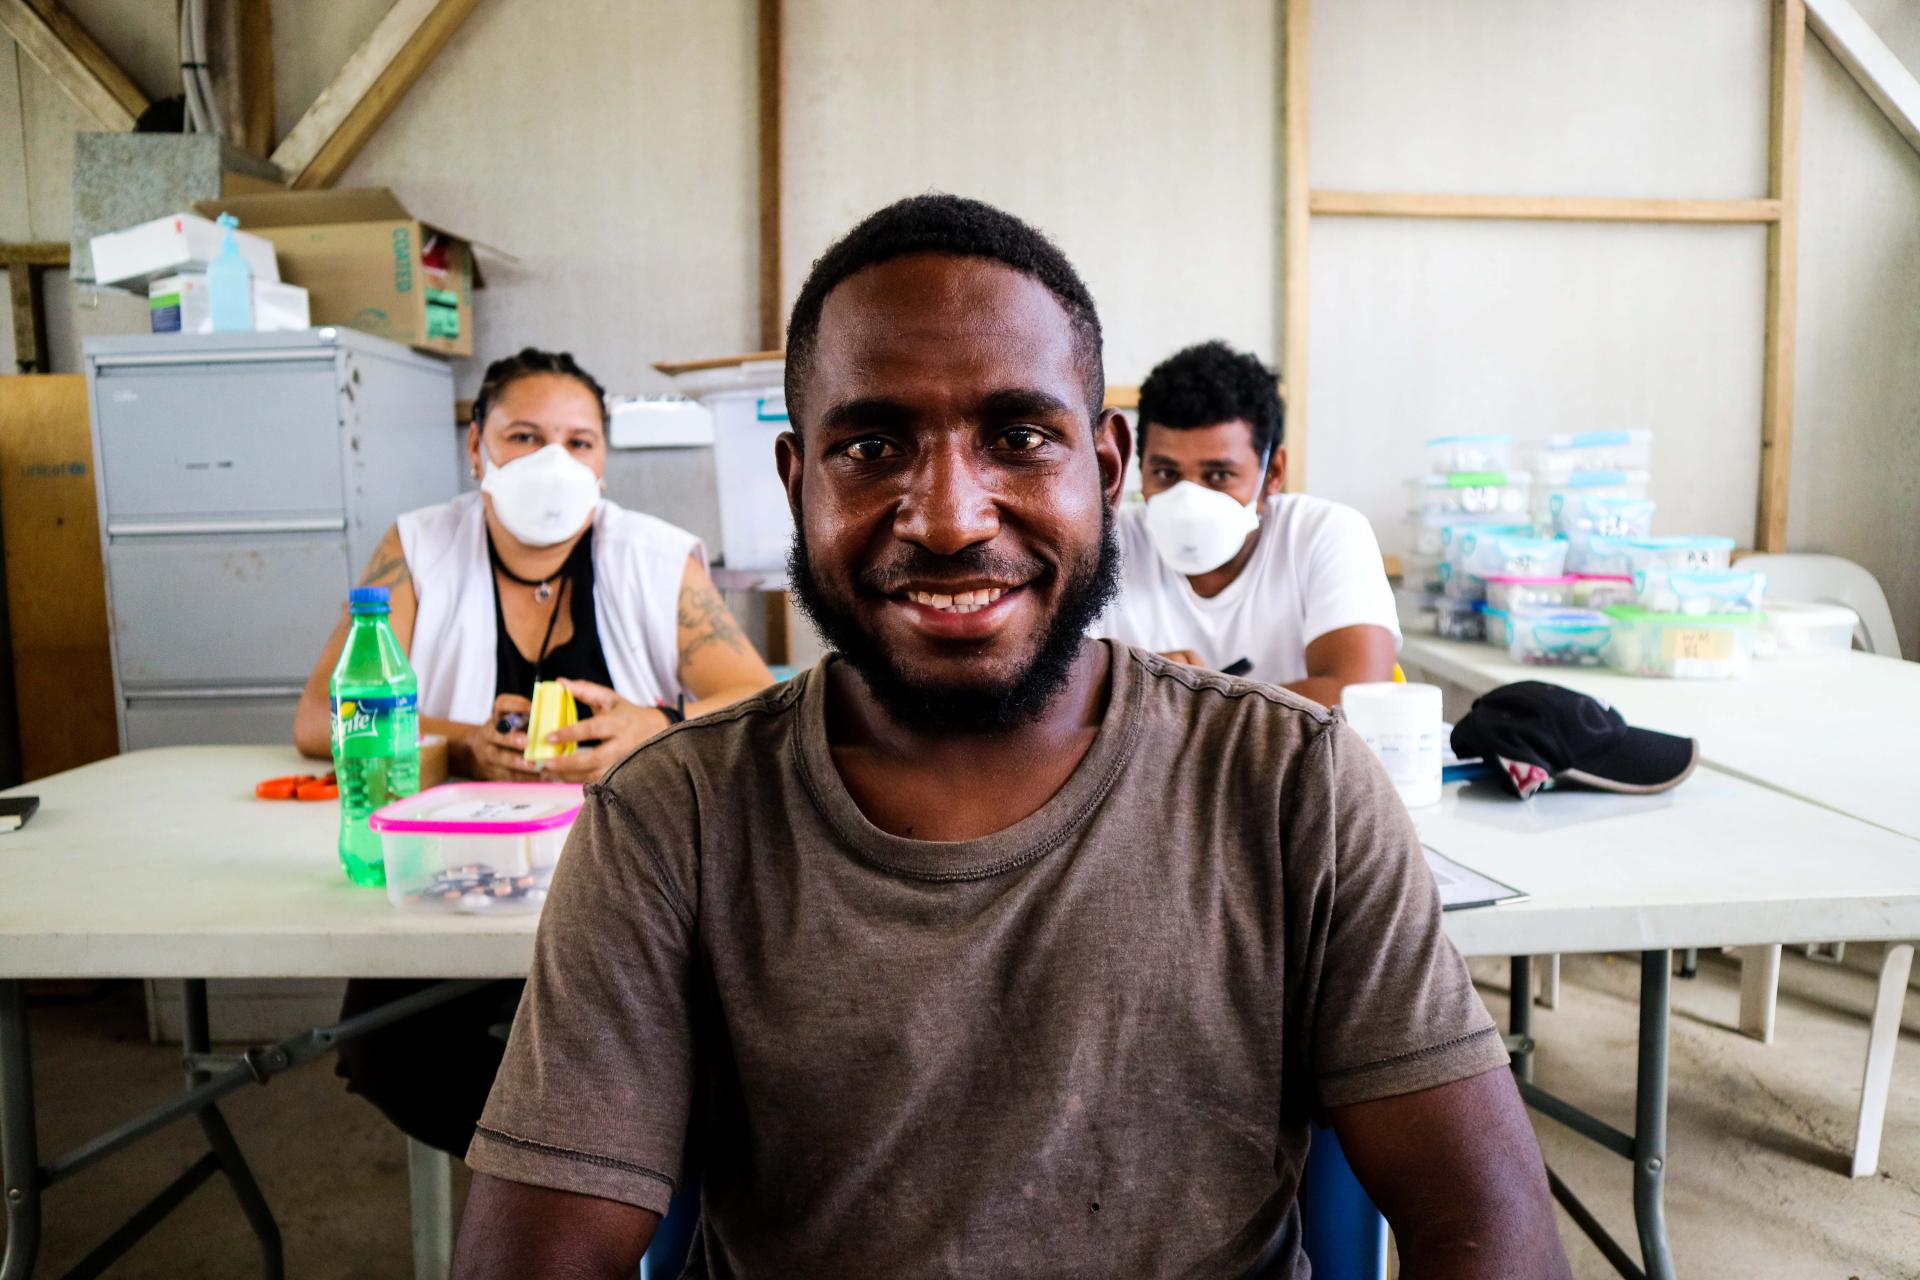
{"left": 778, "top": 251, "right": 1129, "bottom": 730}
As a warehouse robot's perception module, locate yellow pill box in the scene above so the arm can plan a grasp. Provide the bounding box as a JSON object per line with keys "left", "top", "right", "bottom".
{"left": 524, "top": 681, "right": 577, "bottom": 761}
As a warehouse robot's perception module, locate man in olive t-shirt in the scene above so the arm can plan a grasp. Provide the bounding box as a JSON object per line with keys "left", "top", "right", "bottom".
{"left": 454, "top": 196, "right": 1570, "bottom": 1279}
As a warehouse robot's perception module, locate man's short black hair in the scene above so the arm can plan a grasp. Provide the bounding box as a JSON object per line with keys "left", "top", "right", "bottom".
{"left": 784, "top": 194, "right": 1105, "bottom": 427}
{"left": 1136, "top": 340, "right": 1284, "bottom": 462}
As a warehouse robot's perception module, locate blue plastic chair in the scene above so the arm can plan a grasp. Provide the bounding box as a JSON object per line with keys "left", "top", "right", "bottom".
{"left": 638, "top": 1176, "right": 701, "bottom": 1280}
{"left": 1301, "top": 1124, "right": 1389, "bottom": 1280}
{"left": 639, "top": 1128, "right": 1385, "bottom": 1279}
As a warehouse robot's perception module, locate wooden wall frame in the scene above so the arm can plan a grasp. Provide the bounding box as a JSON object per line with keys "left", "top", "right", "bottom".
{"left": 1283, "top": 0, "right": 1809, "bottom": 551}
{"left": 1, "top": 240, "right": 69, "bottom": 374}
{"left": 758, "top": 0, "right": 783, "bottom": 351}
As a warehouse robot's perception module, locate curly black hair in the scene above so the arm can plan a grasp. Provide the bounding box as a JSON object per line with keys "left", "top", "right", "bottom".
{"left": 1135, "top": 340, "right": 1284, "bottom": 462}
{"left": 471, "top": 347, "right": 610, "bottom": 428}
{"left": 784, "top": 194, "right": 1105, "bottom": 427}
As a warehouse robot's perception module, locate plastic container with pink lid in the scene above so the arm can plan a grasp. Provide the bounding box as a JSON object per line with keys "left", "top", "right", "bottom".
{"left": 368, "top": 782, "right": 585, "bottom": 914}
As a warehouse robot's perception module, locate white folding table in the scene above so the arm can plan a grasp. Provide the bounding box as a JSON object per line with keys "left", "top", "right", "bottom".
{"left": 6, "top": 747, "right": 1920, "bottom": 1280}
{"left": 1401, "top": 636, "right": 1920, "bottom": 1175}
{"left": 0, "top": 747, "right": 534, "bottom": 1280}
{"left": 1400, "top": 637, "right": 1920, "bottom": 841}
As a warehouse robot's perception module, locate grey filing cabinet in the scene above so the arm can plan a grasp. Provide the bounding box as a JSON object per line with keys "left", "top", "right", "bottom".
{"left": 84, "top": 328, "right": 459, "bottom": 750}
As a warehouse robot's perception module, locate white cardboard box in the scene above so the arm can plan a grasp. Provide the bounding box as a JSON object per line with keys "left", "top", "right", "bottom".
{"left": 607, "top": 396, "right": 716, "bottom": 449}
{"left": 91, "top": 211, "right": 280, "bottom": 289}
{"left": 147, "top": 273, "right": 311, "bottom": 335}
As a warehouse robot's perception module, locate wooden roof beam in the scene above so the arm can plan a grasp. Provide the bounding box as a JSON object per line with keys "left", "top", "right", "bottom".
{"left": 1805, "top": 0, "right": 1920, "bottom": 158}
{"left": 271, "top": 0, "right": 484, "bottom": 190}
{"left": 0, "top": 0, "right": 149, "bottom": 132}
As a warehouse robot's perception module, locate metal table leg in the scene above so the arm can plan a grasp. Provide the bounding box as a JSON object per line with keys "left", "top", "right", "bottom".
{"left": 1, "top": 976, "right": 482, "bottom": 1278}
{"left": 1634, "top": 951, "right": 1675, "bottom": 1280}
{"left": 1, "top": 981, "right": 43, "bottom": 1280}
{"left": 1515, "top": 950, "right": 1677, "bottom": 1280}
{"left": 181, "top": 980, "right": 284, "bottom": 1279}
{"left": 1509, "top": 955, "right": 1535, "bottom": 1084}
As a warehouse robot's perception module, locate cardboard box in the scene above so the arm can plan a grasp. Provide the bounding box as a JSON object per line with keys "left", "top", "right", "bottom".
{"left": 148, "top": 273, "right": 312, "bottom": 335}
{"left": 196, "top": 188, "right": 481, "bottom": 358}
{"left": 0, "top": 376, "right": 119, "bottom": 780}
{"left": 89, "top": 211, "right": 281, "bottom": 289}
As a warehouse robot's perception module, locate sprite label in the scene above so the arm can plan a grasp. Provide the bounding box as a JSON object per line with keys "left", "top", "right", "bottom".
{"left": 331, "top": 691, "right": 419, "bottom": 754}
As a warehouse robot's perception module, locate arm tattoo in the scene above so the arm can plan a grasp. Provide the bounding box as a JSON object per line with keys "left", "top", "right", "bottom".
{"left": 678, "top": 580, "right": 751, "bottom": 667}
{"left": 360, "top": 546, "right": 412, "bottom": 589}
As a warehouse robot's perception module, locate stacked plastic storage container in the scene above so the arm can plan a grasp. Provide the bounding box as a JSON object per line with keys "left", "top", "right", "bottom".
{"left": 1397, "top": 435, "right": 1534, "bottom": 641}
{"left": 1485, "top": 431, "right": 1653, "bottom": 668}
{"left": 1396, "top": 427, "right": 1773, "bottom": 677}
{"left": 1606, "top": 553, "right": 1767, "bottom": 679}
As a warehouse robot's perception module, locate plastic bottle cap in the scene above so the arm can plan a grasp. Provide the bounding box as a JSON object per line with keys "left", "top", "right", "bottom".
{"left": 349, "top": 586, "right": 390, "bottom": 608}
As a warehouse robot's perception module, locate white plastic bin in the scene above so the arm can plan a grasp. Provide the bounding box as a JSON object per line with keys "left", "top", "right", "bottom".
{"left": 1605, "top": 607, "right": 1760, "bottom": 679}
{"left": 1539, "top": 430, "right": 1654, "bottom": 478}
{"left": 1543, "top": 471, "right": 1652, "bottom": 531}
{"left": 1506, "top": 606, "right": 1613, "bottom": 667}
{"left": 675, "top": 359, "right": 791, "bottom": 569}
{"left": 1405, "top": 471, "right": 1533, "bottom": 518}
{"left": 1756, "top": 601, "right": 1857, "bottom": 659}
{"left": 1424, "top": 434, "right": 1513, "bottom": 475}
{"left": 1434, "top": 595, "right": 1485, "bottom": 641}
{"left": 1632, "top": 565, "right": 1765, "bottom": 616}
{"left": 1484, "top": 574, "right": 1576, "bottom": 613}
{"left": 1463, "top": 534, "right": 1569, "bottom": 582}
{"left": 1571, "top": 574, "right": 1636, "bottom": 608}
{"left": 1408, "top": 511, "right": 1529, "bottom": 557}
{"left": 1400, "top": 554, "right": 1445, "bottom": 594}
{"left": 1395, "top": 587, "right": 1443, "bottom": 635}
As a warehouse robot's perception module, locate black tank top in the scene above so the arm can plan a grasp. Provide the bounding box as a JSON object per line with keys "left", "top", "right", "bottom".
{"left": 492, "top": 529, "right": 616, "bottom": 700}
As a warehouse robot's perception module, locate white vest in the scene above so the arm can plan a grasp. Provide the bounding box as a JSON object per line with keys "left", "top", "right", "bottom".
{"left": 397, "top": 490, "right": 702, "bottom": 724}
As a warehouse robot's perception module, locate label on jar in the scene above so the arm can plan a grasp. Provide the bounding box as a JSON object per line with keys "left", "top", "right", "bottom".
{"left": 1357, "top": 726, "right": 1443, "bottom": 807}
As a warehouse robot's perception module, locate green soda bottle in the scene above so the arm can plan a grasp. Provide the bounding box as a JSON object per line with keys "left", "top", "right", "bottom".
{"left": 330, "top": 586, "right": 420, "bottom": 887}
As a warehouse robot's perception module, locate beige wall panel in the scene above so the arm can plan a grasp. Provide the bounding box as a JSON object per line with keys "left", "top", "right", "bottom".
{"left": 782, "top": 0, "right": 1279, "bottom": 388}
{"left": 1308, "top": 217, "right": 1766, "bottom": 551}
{"left": 1, "top": 48, "right": 31, "bottom": 238}
{"left": 62, "top": 0, "right": 177, "bottom": 102}
{"left": 1789, "top": 37, "right": 1920, "bottom": 657}
{"left": 1312, "top": 0, "right": 1772, "bottom": 200}
{"left": 272, "top": 0, "right": 389, "bottom": 146}
{"left": 335, "top": 0, "right": 760, "bottom": 400}
{"left": 18, "top": 49, "right": 93, "bottom": 239}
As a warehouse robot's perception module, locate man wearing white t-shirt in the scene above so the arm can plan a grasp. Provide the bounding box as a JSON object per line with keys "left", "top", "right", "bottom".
{"left": 1098, "top": 341, "right": 1400, "bottom": 707}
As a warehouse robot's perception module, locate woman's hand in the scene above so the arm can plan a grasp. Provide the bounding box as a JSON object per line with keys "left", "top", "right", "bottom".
{"left": 457, "top": 694, "right": 543, "bottom": 781}
{"left": 533, "top": 679, "right": 672, "bottom": 784}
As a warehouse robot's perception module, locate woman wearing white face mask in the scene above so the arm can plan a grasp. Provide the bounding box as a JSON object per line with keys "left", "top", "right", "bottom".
{"left": 1096, "top": 341, "right": 1400, "bottom": 708}
{"left": 294, "top": 347, "right": 774, "bottom": 786}
{"left": 294, "top": 348, "right": 774, "bottom": 1159}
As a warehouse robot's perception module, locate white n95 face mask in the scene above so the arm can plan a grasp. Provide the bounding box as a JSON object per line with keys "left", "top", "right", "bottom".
{"left": 1143, "top": 481, "right": 1262, "bottom": 576}
{"left": 480, "top": 443, "right": 601, "bottom": 548}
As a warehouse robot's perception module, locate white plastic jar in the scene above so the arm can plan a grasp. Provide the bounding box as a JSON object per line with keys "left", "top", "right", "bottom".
{"left": 1342, "top": 682, "right": 1445, "bottom": 808}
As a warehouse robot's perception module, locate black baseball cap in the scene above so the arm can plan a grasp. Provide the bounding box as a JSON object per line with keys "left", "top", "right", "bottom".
{"left": 1450, "top": 681, "right": 1698, "bottom": 800}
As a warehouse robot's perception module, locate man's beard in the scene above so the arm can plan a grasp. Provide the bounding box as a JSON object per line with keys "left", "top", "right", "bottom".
{"left": 787, "top": 505, "right": 1122, "bottom": 733}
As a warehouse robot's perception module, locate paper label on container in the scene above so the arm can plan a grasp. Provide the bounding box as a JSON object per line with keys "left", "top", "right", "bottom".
{"left": 1662, "top": 627, "right": 1734, "bottom": 663}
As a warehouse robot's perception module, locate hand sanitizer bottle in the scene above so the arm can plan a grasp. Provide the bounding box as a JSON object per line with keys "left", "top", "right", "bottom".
{"left": 207, "top": 212, "right": 255, "bottom": 333}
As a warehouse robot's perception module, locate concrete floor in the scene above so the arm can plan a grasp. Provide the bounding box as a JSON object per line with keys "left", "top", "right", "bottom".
{"left": 2, "top": 949, "right": 1916, "bottom": 1278}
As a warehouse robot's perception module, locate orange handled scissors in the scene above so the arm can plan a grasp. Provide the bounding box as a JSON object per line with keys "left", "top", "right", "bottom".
{"left": 254, "top": 773, "right": 339, "bottom": 801}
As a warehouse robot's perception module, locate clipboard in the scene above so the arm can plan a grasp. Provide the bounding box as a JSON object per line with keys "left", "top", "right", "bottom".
{"left": 1423, "top": 844, "right": 1528, "bottom": 911}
